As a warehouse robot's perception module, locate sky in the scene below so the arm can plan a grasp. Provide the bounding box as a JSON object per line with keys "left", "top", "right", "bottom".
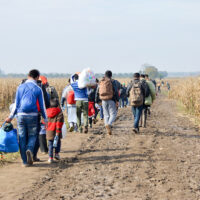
{"left": 0, "top": 0, "right": 200, "bottom": 74}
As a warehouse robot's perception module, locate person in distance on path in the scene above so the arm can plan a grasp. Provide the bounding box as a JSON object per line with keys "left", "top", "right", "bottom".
{"left": 126, "top": 73, "right": 146, "bottom": 134}
{"left": 96, "top": 70, "right": 119, "bottom": 135}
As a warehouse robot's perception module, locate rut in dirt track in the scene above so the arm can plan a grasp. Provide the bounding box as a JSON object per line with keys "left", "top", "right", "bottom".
{"left": 19, "top": 95, "right": 200, "bottom": 200}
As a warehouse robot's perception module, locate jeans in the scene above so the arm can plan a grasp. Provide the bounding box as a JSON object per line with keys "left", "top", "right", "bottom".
{"left": 17, "top": 115, "right": 39, "bottom": 164}
{"left": 76, "top": 101, "right": 88, "bottom": 130}
{"left": 48, "top": 139, "right": 61, "bottom": 158}
{"left": 102, "top": 100, "right": 117, "bottom": 126}
{"left": 100, "top": 105, "right": 104, "bottom": 119}
{"left": 33, "top": 116, "right": 41, "bottom": 158}
{"left": 132, "top": 105, "right": 144, "bottom": 128}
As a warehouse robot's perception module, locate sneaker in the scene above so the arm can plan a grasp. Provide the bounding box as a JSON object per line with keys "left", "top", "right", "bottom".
{"left": 132, "top": 128, "right": 139, "bottom": 134}
{"left": 92, "top": 118, "right": 97, "bottom": 124}
{"left": 105, "top": 125, "right": 112, "bottom": 135}
{"left": 48, "top": 158, "right": 54, "bottom": 164}
{"left": 26, "top": 150, "right": 33, "bottom": 165}
{"left": 69, "top": 126, "right": 74, "bottom": 132}
{"left": 89, "top": 124, "right": 92, "bottom": 128}
{"left": 84, "top": 126, "right": 88, "bottom": 134}
{"left": 55, "top": 154, "right": 60, "bottom": 160}
{"left": 22, "top": 163, "right": 29, "bottom": 167}
{"left": 33, "top": 157, "right": 40, "bottom": 162}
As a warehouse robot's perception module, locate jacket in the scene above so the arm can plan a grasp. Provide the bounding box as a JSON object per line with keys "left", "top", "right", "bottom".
{"left": 46, "top": 107, "right": 64, "bottom": 140}
{"left": 9, "top": 80, "right": 47, "bottom": 120}
{"left": 95, "top": 78, "right": 119, "bottom": 103}
{"left": 61, "top": 85, "right": 75, "bottom": 107}
{"left": 88, "top": 87, "right": 96, "bottom": 103}
{"left": 71, "top": 75, "right": 88, "bottom": 101}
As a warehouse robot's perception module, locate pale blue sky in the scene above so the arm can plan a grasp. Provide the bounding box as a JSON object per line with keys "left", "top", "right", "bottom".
{"left": 0, "top": 0, "right": 200, "bottom": 74}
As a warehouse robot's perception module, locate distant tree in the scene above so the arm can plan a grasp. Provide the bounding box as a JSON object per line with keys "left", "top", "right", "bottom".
{"left": 158, "top": 71, "right": 168, "bottom": 79}
{"left": 143, "top": 65, "right": 159, "bottom": 79}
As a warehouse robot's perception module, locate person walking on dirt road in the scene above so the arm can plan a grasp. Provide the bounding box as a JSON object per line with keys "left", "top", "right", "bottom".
{"left": 126, "top": 73, "right": 146, "bottom": 133}
{"left": 96, "top": 70, "right": 119, "bottom": 135}
{"left": 71, "top": 74, "right": 89, "bottom": 133}
{"left": 140, "top": 74, "right": 156, "bottom": 128}
{"left": 5, "top": 69, "right": 48, "bottom": 167}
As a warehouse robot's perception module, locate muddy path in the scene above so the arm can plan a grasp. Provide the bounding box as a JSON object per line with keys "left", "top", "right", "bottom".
{"left": 1, "top": 94, "right": 200, "bottom": 200}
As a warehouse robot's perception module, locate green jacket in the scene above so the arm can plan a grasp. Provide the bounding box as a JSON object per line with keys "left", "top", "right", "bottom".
{"left": 145, "top": 80, "right": 156, "bottom": 106}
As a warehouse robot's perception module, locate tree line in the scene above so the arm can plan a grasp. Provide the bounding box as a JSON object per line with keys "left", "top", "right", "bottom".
{"left": 0, "top": 66, "right": 168, "bottom": 79}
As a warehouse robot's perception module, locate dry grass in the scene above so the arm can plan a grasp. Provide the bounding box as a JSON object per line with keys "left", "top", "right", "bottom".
{"left": 168, "top": 77, "right": 200, "bottom": 117}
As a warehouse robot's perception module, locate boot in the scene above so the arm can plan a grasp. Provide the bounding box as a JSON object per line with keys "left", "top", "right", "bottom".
{"left": 105, "top": 125, "right": 112, "bottom": 135}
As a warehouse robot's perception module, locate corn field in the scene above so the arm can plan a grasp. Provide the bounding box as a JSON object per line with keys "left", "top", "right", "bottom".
{"left": 0, "top": 78, "right": 131, "bottom": 111}
{"left": 169, "top": 77, "right": 200, "bottom": 116}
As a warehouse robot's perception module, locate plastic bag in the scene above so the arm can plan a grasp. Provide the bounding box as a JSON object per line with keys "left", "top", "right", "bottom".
{"left": 0, "top": 123, "right": 19, "bottom": 153}
{"left": 145, "top": 95, "right": 152, "bottom": 106}
{"left": 62, "top": 123, "right": 67, "bottom": 139}
{"left": 78, "top": 68, "right": 96, "bottom": 89}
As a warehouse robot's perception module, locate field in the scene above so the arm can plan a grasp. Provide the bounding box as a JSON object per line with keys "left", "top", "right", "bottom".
{"left": 168, "top": 77, "right": 200, "bottom": 117}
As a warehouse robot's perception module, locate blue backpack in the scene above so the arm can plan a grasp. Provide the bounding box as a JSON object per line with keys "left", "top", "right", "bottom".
{"left": 0, "top": 123, "right": 19, "bottom": 153}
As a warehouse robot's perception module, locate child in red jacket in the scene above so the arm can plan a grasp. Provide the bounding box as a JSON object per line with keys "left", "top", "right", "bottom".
{"left": 46, "top": 98, "right": 64, "bottom": 163}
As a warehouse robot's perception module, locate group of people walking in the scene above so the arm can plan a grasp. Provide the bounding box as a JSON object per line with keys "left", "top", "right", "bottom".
{"left": 5, "top": 69, "right": 157, "bottom": 167}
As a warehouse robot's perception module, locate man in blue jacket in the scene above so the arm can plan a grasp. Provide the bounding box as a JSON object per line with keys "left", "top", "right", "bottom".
{"left": 6, "top": 69, "right": 48, "bottom": 167}
{"left": 71, "top": 74, "right": 89, "bottom": 133}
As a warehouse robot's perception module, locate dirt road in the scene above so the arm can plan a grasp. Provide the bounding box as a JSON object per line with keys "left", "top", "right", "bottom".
{"left": 1, "top": 94, "right": 200, "bottom": 200}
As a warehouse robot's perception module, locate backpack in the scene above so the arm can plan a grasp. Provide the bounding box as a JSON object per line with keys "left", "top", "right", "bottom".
{"left": 130, "top": 81, "right": 143, "bottom": 107}
{"left": 46, "top": 86, "right": 59, "bottom": 101}
{"left": 142, "top": 80, "right": 150, "bottom": 98}
{"left": 67, "top": 90, "right": 76, "bottom": 105}
{"left": 99, "top": 77, "right": 114, "bottom": 100}
{"left": 20, "top": 84, "right": 38, "bottom": 112}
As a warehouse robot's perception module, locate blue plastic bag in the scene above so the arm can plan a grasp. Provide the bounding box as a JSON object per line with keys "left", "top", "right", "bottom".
{"left": 0, "top": 123, "right": 19, "bottom": 153}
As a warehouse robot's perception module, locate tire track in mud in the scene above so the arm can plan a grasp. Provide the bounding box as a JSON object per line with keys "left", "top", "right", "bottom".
{"left": 19, "top": 95, "right": 200, "bottom": 200}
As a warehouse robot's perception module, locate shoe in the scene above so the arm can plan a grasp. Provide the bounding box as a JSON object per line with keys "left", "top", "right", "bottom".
{"left": 84, "top": 126, "right": 88, "bottom": 134}
{"left": 105, "top": 125, "right": 112, "bottom": 135}
{"left": 26, "top": 150, "right": 33, "bottom": 165}
{"left": 69, "top": 126, "right": 74, "bottom": 132}
{"left": 89, "top": 124, "right": 92, "bottom": 128}
{"left": 132, "top": 128, "right": 139, "bottom": 134}
{"left": 22, "top": 163, "right": 29, "bottom": 167}
{"left": 55, "top": 154, "right": 60, "bottom": 160}
{"left": 92, "top": 118, "right": 97, "bottom": 124}
{"left": 33, "top": 157, "right": 40, "bottom": 162}
{"left": 48, "top": 158, "right": 54, "bottom": 164}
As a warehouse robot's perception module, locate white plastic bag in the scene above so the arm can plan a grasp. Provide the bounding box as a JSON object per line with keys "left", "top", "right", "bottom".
{"left": 62, "top": 123, "right": 67, "bottom": 139}
{"left": 78, "top": 68, "right": 96, "bottom": 89}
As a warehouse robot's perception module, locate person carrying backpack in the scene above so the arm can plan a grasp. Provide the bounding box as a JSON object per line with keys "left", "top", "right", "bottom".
{"left": 71, "top": 74, "right": 89, "bottom": 133}
{"left": 126, "top": 73, "right": 146, "bottom": 134}
{"left": 5, "top": 69, "right": 48, "bottom": 167}
{"left": 140, "top": 74, "right": 154, "bottom": 128}
{"left": 61, "top": 78, "right": 77, "bottom": 132}
{"left": 96, "top": 70, "right": 119, "bottom": 135}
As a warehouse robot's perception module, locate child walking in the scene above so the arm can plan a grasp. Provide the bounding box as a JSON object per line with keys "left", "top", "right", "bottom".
{"left": 46, "top": 98, "right": 64, "bottom": 163}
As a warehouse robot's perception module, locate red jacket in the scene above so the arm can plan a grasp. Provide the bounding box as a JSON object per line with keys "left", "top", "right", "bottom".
{"left": 46, "top": 107, "right": 64, "bottom": 140}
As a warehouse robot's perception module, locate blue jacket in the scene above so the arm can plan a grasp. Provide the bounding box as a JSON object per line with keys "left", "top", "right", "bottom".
{"left": 9, "top": 80, "right": 47, "bottom": 120}
{"left": 71, "top": 75, "right": 88, "bottom": 101}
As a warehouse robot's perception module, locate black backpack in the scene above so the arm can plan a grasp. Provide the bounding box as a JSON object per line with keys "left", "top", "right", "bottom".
{"left": 141, "top": 80, "right": 150, "bottom": 98}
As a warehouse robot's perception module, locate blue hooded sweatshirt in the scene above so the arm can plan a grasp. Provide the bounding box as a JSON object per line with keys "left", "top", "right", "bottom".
{"left": 70, "top": 74, "right": 88, "bottom": 101}
{"left": 9, "top": 80, "right": 47, "bottom": 120}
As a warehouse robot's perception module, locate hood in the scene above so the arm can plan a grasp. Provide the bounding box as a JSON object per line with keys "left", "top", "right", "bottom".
{"left": 71, "top": 74, "right": 78, "bottom": 84}
{"left": 39, "top": 76, "right": 48, "bottom": 85}
{"left": 46, "top": 107, "right": 61, "bottom": 118}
